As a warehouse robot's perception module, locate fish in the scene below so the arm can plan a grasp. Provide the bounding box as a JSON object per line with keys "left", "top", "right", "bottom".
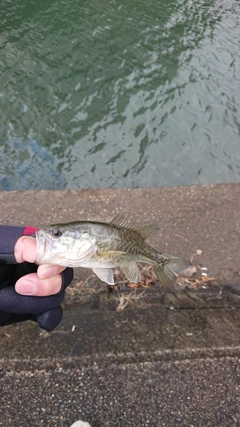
{"left": 36, "top": 214, "right": 191, "bottom": 291}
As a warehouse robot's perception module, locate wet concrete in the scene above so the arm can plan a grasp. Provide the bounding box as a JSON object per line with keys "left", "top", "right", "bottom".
{"left": 0, "top": 184, "right": 240, "bottom": 426}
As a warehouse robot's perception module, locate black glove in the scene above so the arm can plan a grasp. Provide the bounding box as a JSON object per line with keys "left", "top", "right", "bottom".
{"left": 0, "top": 263, "right": 73, "bottom": 331}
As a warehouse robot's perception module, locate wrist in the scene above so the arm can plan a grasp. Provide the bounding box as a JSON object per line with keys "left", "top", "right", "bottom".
{"left": 0, "top": 225, "right": 26, "bottom": 264}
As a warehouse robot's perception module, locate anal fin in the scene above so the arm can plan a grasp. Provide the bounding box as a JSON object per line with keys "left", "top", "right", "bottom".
{"left": 121, "top": 263, "right": 141, "bottom": 283}
{"left": 92, "top": 268, "right": 115, "bottom": 285}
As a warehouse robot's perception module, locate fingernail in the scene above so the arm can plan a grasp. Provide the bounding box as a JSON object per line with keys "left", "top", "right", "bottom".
{"left": 16, "top": 280, "right": 37, "bottom": 295}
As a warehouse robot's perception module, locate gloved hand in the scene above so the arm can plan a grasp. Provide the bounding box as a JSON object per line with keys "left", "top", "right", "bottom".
{"left": 0, "top": 262, "right": 73, "bottom": 331}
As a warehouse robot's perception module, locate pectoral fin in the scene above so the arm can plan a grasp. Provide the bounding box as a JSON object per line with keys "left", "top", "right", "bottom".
{"left": 121, "top": 263, "right": 141, "bottom": 283}
{"left": 92, "top": 268, "right": 115, "bottom": 285}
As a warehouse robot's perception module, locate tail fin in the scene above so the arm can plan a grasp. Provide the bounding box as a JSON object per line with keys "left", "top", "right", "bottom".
{"left": 154, "top": 254, "right": 191, "bottom": 291}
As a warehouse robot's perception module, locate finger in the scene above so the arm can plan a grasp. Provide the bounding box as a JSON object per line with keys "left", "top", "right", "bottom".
{"left": 14, "top": 236, "right": 37, "bottom": 263}
{"left": 15, "top": 272, "right": 62, "bottom": 296}
{"left": 37, "top": 264, "right": 66, "bottom": 279}
{"left": 36, "top": 306, "right": 63, "bottom": 332}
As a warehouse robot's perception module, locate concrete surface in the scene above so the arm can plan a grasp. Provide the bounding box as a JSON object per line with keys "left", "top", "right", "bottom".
{"left": 0, "top": 183, "right": 240, "bottom": 427}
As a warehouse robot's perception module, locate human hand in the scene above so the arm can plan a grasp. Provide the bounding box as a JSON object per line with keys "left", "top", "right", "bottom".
{"left": 0, "top": 234, "right": 73, "bottom": 331}
{"left": 14, "top": 235, "right": 67, "bottom": 296}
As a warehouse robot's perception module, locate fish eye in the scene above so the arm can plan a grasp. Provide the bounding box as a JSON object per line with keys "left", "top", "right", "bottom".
{"left": 51, "top": 228, "right": 63, "bottom": 238}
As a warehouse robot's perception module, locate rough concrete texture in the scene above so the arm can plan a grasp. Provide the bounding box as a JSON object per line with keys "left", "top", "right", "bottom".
{"left": 0, "top": 183, "right": 240, "bottom": 427}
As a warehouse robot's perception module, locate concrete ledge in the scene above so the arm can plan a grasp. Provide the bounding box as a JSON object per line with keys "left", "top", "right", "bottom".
{"left": 0, "top": 183, "right": 239, "bottom": 278}
{"left": 0, "top": 184, "right": 240, "bottom": 426}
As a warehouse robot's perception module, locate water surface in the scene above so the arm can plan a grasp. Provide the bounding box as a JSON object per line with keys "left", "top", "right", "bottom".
{"left": 0, "top": 0, "right": 240, "bottom": 190}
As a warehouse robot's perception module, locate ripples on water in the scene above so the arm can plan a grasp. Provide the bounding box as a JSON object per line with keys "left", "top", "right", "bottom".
{"left": 0, "top": 0, "right": 239, "bottom": 190}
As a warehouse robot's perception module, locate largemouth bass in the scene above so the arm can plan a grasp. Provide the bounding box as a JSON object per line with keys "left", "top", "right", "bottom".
{"left": 36, "top": 215, "right": 191, "bottom": 290}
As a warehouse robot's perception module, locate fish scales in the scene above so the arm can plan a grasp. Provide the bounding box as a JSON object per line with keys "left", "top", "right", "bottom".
{"left": 36, "top": 215, "right": 191, "bottom": 291}
{"left": 85, "top": 221, "right": 160, "bottom": 264}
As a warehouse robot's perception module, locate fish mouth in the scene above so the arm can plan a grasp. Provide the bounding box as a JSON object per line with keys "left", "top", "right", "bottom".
{"left": 35, "top": 230, "right": 51, "bottom": 263}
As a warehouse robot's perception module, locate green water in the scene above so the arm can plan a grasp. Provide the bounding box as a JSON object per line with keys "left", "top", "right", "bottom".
{"left": 0, "top": 0, "right": 240, "bottom": 190}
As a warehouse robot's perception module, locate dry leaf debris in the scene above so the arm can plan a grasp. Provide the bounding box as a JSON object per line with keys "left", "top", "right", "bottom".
{"left": 113, "top": 249, "right": 215, "bottom": 290}
{"left": 66, "top": 249, "right": 215, "bottom": 299}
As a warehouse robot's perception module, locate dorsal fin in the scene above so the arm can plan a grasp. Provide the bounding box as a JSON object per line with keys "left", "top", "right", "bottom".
{"left": 110, "top": 214, "right": 134, "bottom": 230}
{"left": 134, "top": 222, "right": 159, "bottom": 239}
{"left": 110, "top": 214, "right": 159, "bottom": 239}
